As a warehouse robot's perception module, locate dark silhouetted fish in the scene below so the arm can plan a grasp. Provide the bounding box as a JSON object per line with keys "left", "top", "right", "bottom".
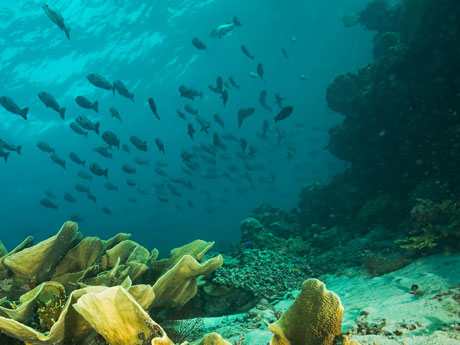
{"left": 69, "top": 152, "right": 85, "bottom": 167}
{"left": 157, "top": 194, "right": 169, "bottom": 203}
{"left": 179, "top": 85, "right": 203, "bottom": 100}
{"left": 148, "top": 97, "right": 160, "bottom": 120}
{"left": 275, "top": 93, "right": 285, "bottom": 108}
{"left": 192, "top": 37, "right": 207, "bottom": 50}
{"left": 76, "top": 116, "right": 100, "bottom": 135}
{"left": 38, "top": 92, "right": 66, "bottom": 119}
{"left": 259, "top": 89, "right": 272, "bottom": 112}
{"left": 122, "top": 144, "right": 130, "bottom": 153}
{"left": 37, "top": 141, "right": 55, "bottom": 153}
{"left": 87, "top": 73, "right": 113, "bottom": 92}
{"left": 122, "top": 164, "right": 136, "bottom": 174}
{"left": 241, "top": 45, "right": 254, "bottom": 59}
{"left": 188, "top": 123, "right": 196, "bottom": 140}
{"left": 137, "top": 187, "right": 150, "bottom": 196}
{"left": 42, "top": 4, "right": 70, "bottom": 39}
{"left": 104, "top": 182, "right": 118, "bottom": 191}
{"left": 75, "top": 184, "right": 90, "bottom": 193}
{"left": 177, "top": 109, "right": 187, "bottom": 121}
{"left": 102, "top": 207, "right": 112, "bottom": 215}
{"left": 213, "top": 113, "right": 224, "bottom": 128}
{"left": 0, "top": 148, "right": 9, "bottom": 162}
{"left": 0, "top": 139, "right": 22, "bottom": 155}
{"left": 126, "top": 179, "right": 136, "bottom": 186}
{"left": 69, "top": 122, "right": 88, "bottom": 138}
{"left": 102, "top": 131, "right": 120, "bottom": 150}
{"left": 213, "top": 132, "right": 226, "bottom": 150}
{"left": 0, "top": 96, "right": 28, "bottom": 120}
{"left": 210, "top": 17, "right": 240, "bottom": 38}
{"left": 130, "top": 136, "right": 147, "bottom": 151}
{"left": 70, "top": 214, "right": 84, "bottom": 222}
{"left": 64, "top": 193, "right": 76, "bottom": 203}
{"left": 93, "top": 145, "right": 112, "bottom": 159}
{"left": 240, "top": 138, "right": 248, "bottom": 153}
{"left": 134, "top": 157, "right": 149, "bottom": 166}
{"left": 154, "top": 167, "right": 167, "bottom": 177}
{"left": 75, "top": 96, "right": 98, "bottom": 112}
{"left": 155, "top": 138, "right": 165, "bottom": 154}
{"left": 281, "top": 48, "right": 290, "bottom": 59}
{"left": 274, "top": 106, "right": 293, "bottom": 122}
{"left": 90, "top": 163, "right": 108, "bottom": 178}
{"left": 45, "top": 190, "right": 56, "bottom": 199}
{"left": 87, "top": 191, "right": 97, "bottom": 203}
{"left": 228, "top": 76, "right": 240, "bottom": 89}
{"left": 237, "top": 107, "right": 255, "bottom": 128}
{"left": 113, "top": 80, "right": 134, "bottom": 101}
{"left": 221, "top": 90, "right": 228, "bottom": 107}
{"left": 109, "top": 107, "right": 122, "bottom": 122}
{"left": 197, "top": 116, "right": 211, "bottom": 134}
{"left": 40, "top": 198, "right": 58, "bottom": 210}
{"left": 78, "top": 170, "right": 92, "bottom": 180}
{"left": 257, "top": 63, "right": 264, "bottom": 80}
{"left": 184, "top": 104, "right": 198, "bottom": 115}
{"left": 51, "top": 153, "right": 66, "bottom": 169}
{"left": 262, "top": 120, "right": 269, "bottom": 137}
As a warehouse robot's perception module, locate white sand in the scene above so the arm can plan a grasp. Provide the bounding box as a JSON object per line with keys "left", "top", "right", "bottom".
{"left": 199, "top": 253, "right": 460, "bottom": 345}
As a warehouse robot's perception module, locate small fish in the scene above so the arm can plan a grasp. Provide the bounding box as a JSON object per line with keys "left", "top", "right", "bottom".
{"left": 122, "top": 143, "right": 130, "bottom": 153}
{"left": 274, "top": 106, "right": 293, "bottom": 122}
{"left": 213, "top": 132, "right": 226, "bottom": 150}
{"left": 40, "top": 198, "right": 58, "bottom": 210}
{"left": 137, "top": 187, "right": 150, "bottom": 196}
{"left": 134, "top": 157, "right": 150, "bottom": 166}
{"left": 75, "top": 96, "right": 98, "bottom": 112}
{"left": 216, "top": 76, "right": 223, "bottom": 93}
{"left": 241, "top": 45, "right": 254, "bottom": 60}
{"left": 76, "top": 116, "right": 100, "bottom": 135}
{"left": 78, "top": 170, "right": 93, "bottom": 180}
{"left": 148, "top": 97, "right": 160, "bottom": 120}
{"left": 75, "top": 184, "right": 90, "bottom": 193}
{"left": 181, "top": 151, "right": 195, "bottom": 163}
{"left": 128, "top": 197, "right": 137, "bottom": 203}
{"left": 0, "top": 96, "right": 28, "bottom": 120}
{"left": 192, "top": 37, "right": 207, "bottom": 50}
{"left": 113, "top": 80, "right": 134, "bottom": 101}
{"left": 90, "top": 163, "right": 108, "bottom": 178}
{"left": 42, "top": 4, "right": 70, "bottom": 39}
{"left": 93, "top": 145, "right": 113, "bottom": 159}
{"left": 240, "top": 138, "right": 248, "bottom": 153}
{"left": 87, "top": 191, "right": 97, "bottom": 203}
{"left": 102, "top": 207, "right": 112, "bottom": 215}
{"left": 0, "top": 139, "right": 22, "bottom": 155}
{"left": 299, "top": 74, "right": 309, "bottom": 81}
{"left": 213, "top": 113, "right": 224, "bottom": 128}
{"left": 188, "top": 123, "right": 196, "bottom": 140}
{"left": 262, "top": 120, "right": 269, "bottom": 137}
{"left": 51, "top": 153, "right": 66, "bottom": 169}
{"left": 257, "top": 63, "right": 264, "bottom": 80}
{"left": 221, "top": 90, "right": 228, "bottom": 107}
{"left": 155, "top": 167, "right": 167, "bottom": 177}
{"left": 259, "top": 89, "right": 272, "bottom": 112}
{"left": 275, "top": 93, "right": 285, "bottom": 108}
{"left": 129, "top": 136, "right": 147, "bottom": 151}
{"left": 69, "top": 152, "right": 85, "bottom": 167}
{"left": 228, "top": 76, "right": 240, "bottom": 89}
{"left": 87, "top": 73, "right": 113, "bottom": 92}
{"left": 69, "top": 214, "right": 84, "bottom": 222}
{"left": 38, "top": 92, "right": 66, "bottom": 119}
{"left": 184, "top": 104, "right": 198, "bottom": 115}
{"left": 197, "top": 116, "right": 210, "bottom": 133}
{"left": 249, "top": 72, "right": 259, "bottom": 79}
{"left": 281, "top": 48, "right": 289, "bottom": 59}
{"left": 37, "top": 141, "right": 55, "bottom": 153}
{"left": 179, "top": 85, "right": 203, "bottom": 100}
{"left": 64, "top": 193, "right": 77, "bottom": 203}
{"left": 157, "top": 194, "right": 169, "bottom": 203}
{"left": 155, "top": 138, "right": 165, "bottom": 154}
{"left": 210, "top": 17, "right": 240, "bottom": 38}
{"left": 69, "top": 122, "right": 88, "bottom": 138}
{"left": 109, "top": 107, "right": 122, "bottom": 122}
{"left": 176, "top": 109, "right": 187, "bottom": 121}
{"left": 104, "top": 182, "right": 118, "bottom": 191}
{"left": 122, "top": 164, "right": 136, "bottom": 174}
{"left": 102, "top": 131, "right": 120, "bottom": 150}
{"left": 237, "top": 107, "right": 255, "bottom": 128}
{"left": 45, "top": 190, "right": 56, "bottom": 199}
{"left": 0, "top": 148, "right": 10, "bottom": 162}
{"left": 126, "top": 179, "right": 136, "bottom": 186}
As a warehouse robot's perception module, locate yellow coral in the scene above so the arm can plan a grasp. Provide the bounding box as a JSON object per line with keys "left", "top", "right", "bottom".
{"left": 199, "top": 332, "right": 232, "bottom": 345}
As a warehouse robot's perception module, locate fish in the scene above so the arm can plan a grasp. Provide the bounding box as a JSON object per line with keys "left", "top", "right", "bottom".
{"left": 237, "top": 107, "right": 255, "bottom": 128}
{"left": 93, "top": 145, "right": 113, "bottom": 159}
{"left": 0, "top": 148, "right": 9, "bottom": 162}
{"left": 122, "top": 144, "right": 130, "bottom": 153}
{"left": 275, "top": 93, "right": 285, "bottom": 108}
{"left": 42, "top": 4, "right": 70, "bottom": 39}
{"left": 240, "top": 138, "right": 248, "bottom": 153}
{"left": 78, "top": 170, "right": 93, "bottom": 180}
{"left": 216, "top": 76, "right": 223, "bottom": 93}
{"left": 157, "top": 194, "right": 169, "bottom": 203}
{"left": 209, "top": 84, "right": 221, "bottom": 94}
{"left": 197, "top": 116, "right": 211, "bottom": 133}
{"left": 241, "top": 45, "right": 254, "bottom": 59}
{"left": 69, "top": 122, "right": 88, "bottom": 138}
{"left": 104, "top": 182, "right": 119, "bottom": 191}
{"left": 129, "top": 136, "right": 147, "bottom": 151}
{"left": 281, "top": 48, "right": 289, "bottom": 59}
{"left": 154, "top": 167, "right": 167, "bottom": 177}
{"left": 113, "top": 80, "right": 134, "bottom": 101}
{"left": 128, "top": 197, "right": 137, "bottom": 203}
{"left": 192, "top": 37, "right": 207, "bottom": 50}
{"left": 45, "top": 190, "right": 56, "bottom": 199}
{"left": 228, "top": 76, "right": 240, "bottom": 89}
{"left": 40, "top": 198, "right": 58, "bottom": 210}
{"left": 249, "top": 72, "right": 259, "bottom": 79}
{"left": 148, "top": 97, "right": 160, "bottom": 120}
{"left": 69, "top": 214, "right": 84, "bottom": 222}
{"left": 262, "top": 120, "right": 269, "bottom": 137}
{"left": 213, "top": 113, "right": 224, "bottom": 128}
{"left": 155, "top": 138, "right": 165, "bottom": 154}
{"left": 134, "top": 157, "right": 150, "bottom": 166}
{"left": 213, "top": 132, "right": 226, "bottom": 150}
{"left": 156, "top": 161, "right": 168, "bottom": 167}
{"left": 179, "top": 85, "right": 203, "bottom": 100}
{"left": 176, "top": 109, "right": 187, "bottom": 121}
{"left": 221, "top": 90, "right": 228, "bottom": 107}
{"left": 122, "top": 164, "right": 136, "bottom": 174}
{"left": 274, "top": 106, "right": 293, "bottom": 122}
{"left": 0, "top": 139, "right": 22, "bottom": 155}
{"left": 86, "top": 191, "right": 97, "bottom": 203}
{"left": 37, "top": 141, "right": 55, "bottom": 153}
{"left": 64, "top": 193, "right": 76, "bottom": 203}
{"left": 89, "top": 163, "right": 108, "bottom": 178}
{"left": 126, "top": 179, "right": 136, "bottom": 186}
{"left": 109, "top": 107, "right": 122, "bottom": 122}
{"left": 102, "top": 207, "right": 112, "bottom": 215}
{"left": 257, "top": 63, "right": 264, "bottom": 80}
{"left": 299, "top": 74, "right": 309, "bottom": 81}
{"left": 184, "top": 104, "right": 198, "bottom": 115}
{"left": 75, "top": 96, "right": 98, "bottom": 112}
{"left": 51, "top": 153, "right": 66, "bottom": 169}
{"left": 69, "top": 152, "right": 85, "bottom": 167}
{"left": 259, "top": 89, "right": 272, "bottom": 112}
{"left": 75, "top": 184, "right": 90, "bottom": 193}
{"left": 137, "top": 187, "right": 150, "bottom": 196}
{"left": 181, "top": 151, "right": 195, "bottom": 163}
{"left": 87, "top": 73, "right": 113, "bottom": 92}
{"left": 76, "top": 116, "right": 100, "bottom": 135}
{"left": 188, "top": 123, "right": 196, "bottom": 140}
{"left": 102, "top": 131, "right": 120, "bottom": 150}
{"left": 38, "top": 92, "right": 66, "bottom": 119}
{"left": 210, "top": 17, "right": 240, "bottom": 38}
{"left": 0, "top": 96, "right": 28, "bottom": 120}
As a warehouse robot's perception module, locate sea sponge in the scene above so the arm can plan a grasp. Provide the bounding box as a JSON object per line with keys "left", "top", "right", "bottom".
{"left": 268, "top": 278, "right": 344, "bottom": 345}
{"left": 198, "top": 332, "right": 232, "bottom": 345}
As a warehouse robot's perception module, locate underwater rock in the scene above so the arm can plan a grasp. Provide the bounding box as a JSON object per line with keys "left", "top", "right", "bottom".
{"left": 199, "top": 332, "right": 232, "bottom": 345}
{"left": 240, "top": 217, "right": 264, "bottom": 244}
